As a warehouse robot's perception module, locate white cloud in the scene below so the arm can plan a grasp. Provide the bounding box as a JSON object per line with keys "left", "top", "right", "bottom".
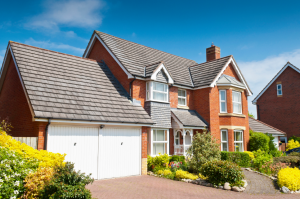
{"left": 25, "top": 38, "right": 85, "bottom": 55}
{"left": 26, "top": 0, "right": 104, "bottom": 32}
{"left": 238, "top": 49, "right": 300, "bottom": 118}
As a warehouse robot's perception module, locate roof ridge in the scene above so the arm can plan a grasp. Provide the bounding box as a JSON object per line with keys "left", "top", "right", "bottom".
{"left": 9, "top": 41, "right": 98, "bottom": 63}
{"left": 189, "top": 55, "right": 232, "bottom": 68}
{"left": 96, "top": 31, "right": 197, "bottom": 63}
{"left": 249, "top": 117, "right": 286, "bottom": 134}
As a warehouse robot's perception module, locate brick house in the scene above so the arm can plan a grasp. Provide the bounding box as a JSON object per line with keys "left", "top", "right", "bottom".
{"left": 0, "top": 31, "right": 252, "bottom": 179}
{"left": 252, "top": 62, "right": 300, "bottom": 142}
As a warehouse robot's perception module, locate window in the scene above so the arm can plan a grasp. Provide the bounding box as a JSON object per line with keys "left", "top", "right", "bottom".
{"left": 178, "top": 89, "right": 186, "bottom": 106}
{"left": 234, "top": 130, "right": 244, "bottom": 152}
{"left": 152, "top": 129, "right": 169, "bottom": 155}
{"left": 219, "top": 90, "right": 227, "bottom": 113}
{"left": 146, "top": 82, "right": 169, "bottom": 102}
{"left": 221, "top": 130, "right": 228, "bottom": 151}
{"left": 277, "top": 84, "right": 282, "bottom": 95}
{"left": 232, "top": 91, "right": 242, "bottom": 114}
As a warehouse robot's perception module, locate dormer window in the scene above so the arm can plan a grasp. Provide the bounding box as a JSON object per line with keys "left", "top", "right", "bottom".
{"left": 277, "top": 84, "right": 282, "bottom": 96}
{"left": 146, "top": 81, "right": 169, "bottom": 102}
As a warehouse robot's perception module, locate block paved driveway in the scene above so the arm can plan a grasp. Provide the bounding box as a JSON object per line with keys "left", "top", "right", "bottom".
{"left": 87, "top": 175, "right": 299, "bottom": 199}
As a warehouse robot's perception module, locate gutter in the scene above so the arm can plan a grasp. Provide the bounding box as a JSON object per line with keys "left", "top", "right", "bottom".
{"left": 129, "top": 75, "right": 136, "bottom": 98}
{"left": 44, "top": 119, "right": 51, "bottom": 150}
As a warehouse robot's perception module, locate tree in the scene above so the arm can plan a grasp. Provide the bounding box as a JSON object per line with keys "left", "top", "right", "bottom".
{"left": 187, "top": 130, "right": 220, "bottom": 172}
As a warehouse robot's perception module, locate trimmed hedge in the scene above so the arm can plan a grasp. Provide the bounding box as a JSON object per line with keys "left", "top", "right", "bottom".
{"left": 221, "top": 151, "right": 251, "bottom": 167}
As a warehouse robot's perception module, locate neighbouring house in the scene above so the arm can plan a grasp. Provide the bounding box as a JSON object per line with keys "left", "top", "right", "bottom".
{"left": 249, "top": 117, "right": 286, "bottom": 150}
{"left": 0, "top": 31, "right": 252, "bottom": 179}
{"left": 252, "top": 62, "right": 300, "bottom": 142}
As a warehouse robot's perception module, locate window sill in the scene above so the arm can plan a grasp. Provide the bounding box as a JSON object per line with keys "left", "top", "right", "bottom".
{"left": 219, "top": 113, "right": 246, "bottom": 118}
{"left": 177, "top": 105, "right": 189, "bottom": 109}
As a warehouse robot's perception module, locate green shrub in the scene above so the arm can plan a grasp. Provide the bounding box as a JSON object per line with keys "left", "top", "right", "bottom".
{"left": 221, "top": 151, "right": 251, "bottom": 167}
{"left": 252, "top": 150, "right": 273, "bottom": 171}
{"left": 200, "top": 160, "right": 244, "bottom": 186}
{"left": 249, "top": 130, "right": 270, "bottom": 152}
{"left": 0, "top": 146, "right": 39, "bottom": 198}
{"left": 273, "top": 156, "right": 300, "bottom": 168}
{"left": 187, "top": 131, "right": 220, "bottom": 172}
{"left": 41, "top": 162, "right": 94, "bottom": 199}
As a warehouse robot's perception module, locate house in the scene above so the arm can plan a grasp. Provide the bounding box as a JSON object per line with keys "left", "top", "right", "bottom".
{"left": 249, "top": 117, "right": 286, "bottom": 150}
{"left": 252, "top": 62, "right": 300, "bottom": 142}
{"left": 0, "top": 31, "right": 252, "bottom": 179}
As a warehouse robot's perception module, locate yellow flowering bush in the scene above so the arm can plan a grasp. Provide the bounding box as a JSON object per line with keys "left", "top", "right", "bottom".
{"left": 0, "top": 131, "right": 65, "bottom": 168}
{"left": 286, "top": 139, "right": 300, "bottom": 151}
{"left": 175, "top": 170, "right": 198, "bottom": 180}
{"left": 278, "top": 167, "right": 300, "bottom": 191}
{"left": 244, "top": 151, "right": 254, "bottom": 160}
{"left": 24, "top": 167, "right": 54, "bottom": 198}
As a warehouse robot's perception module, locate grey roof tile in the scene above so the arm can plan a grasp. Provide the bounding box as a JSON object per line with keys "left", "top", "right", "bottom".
{"left": 249, "top": 117, "right": 286, "bottom": 135}
{"left": 10, "top": 42, "right": 153, "bottom": 124}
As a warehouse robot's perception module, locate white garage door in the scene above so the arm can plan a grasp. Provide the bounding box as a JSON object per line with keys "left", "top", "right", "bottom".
{"left": 98, "top": 127, "right": 141, "bottom": 179}
{"left": 47, "top": 125, "right": 141, "bottom": 180}
{"left": 47, "top": 126, "right": 99, "bottom": 179}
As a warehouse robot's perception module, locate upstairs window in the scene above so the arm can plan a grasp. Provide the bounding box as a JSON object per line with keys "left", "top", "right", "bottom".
{"left": 277, "top": 84, "right": 282, "bottom": 95}
{"left": 219, "top": 90, "right": 227, "bottom": 113}
{"left": 146, "top": 81, "right": 169, "bottom": 102}
{"left": 232, "top": 91, "right": 242, "bottom": 114}
{"left": 178, "top": 89, "right": 187, "bottom": 106}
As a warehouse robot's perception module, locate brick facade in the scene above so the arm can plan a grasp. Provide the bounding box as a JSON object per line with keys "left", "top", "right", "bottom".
{"left": 257, "top": 66, "right": 300, "bottom": 138}
{"left": 0, "top": 56, "right": 47, "bottom": 147}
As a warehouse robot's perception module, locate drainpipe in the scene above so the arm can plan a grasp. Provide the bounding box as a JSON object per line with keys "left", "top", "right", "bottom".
{"left": 129, "top": 76, "right": 136, "bottom": 98}
{"left": 44, "top": 119, "right": 51, "bottom": 150}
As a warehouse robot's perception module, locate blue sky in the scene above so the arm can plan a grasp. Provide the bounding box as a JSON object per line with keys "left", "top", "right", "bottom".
{"left": 1, "top": 0, "right": 300, "bottom": 117}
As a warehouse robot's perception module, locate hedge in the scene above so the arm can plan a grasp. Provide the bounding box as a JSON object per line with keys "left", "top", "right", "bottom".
{"left": 221, "top": 151, "right": 251, "bottom": 167}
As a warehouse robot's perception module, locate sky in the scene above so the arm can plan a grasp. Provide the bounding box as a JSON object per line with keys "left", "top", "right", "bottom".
{"left": 1, "top": 0, "right": 300, "bottom": 118}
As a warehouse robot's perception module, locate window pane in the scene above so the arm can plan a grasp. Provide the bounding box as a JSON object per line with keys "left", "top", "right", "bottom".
{"left": 220, "top": 91, "right": 226, "bottom": 101}
{"left": 235, "top": 143, "right": 243, "bottom": 152}
{"left": 153, "top": 143, "right": 164, "bottom": 155}
{"left": 153, "top": 82, "right": 165, "bottom": 92}
{"left": 153, "top": 92, "right": 167, "bottom": 101}
{"left": 221, "top": 102, "right": 226, "bottom": 112}
{"left": 156, "top": 130, "right": 165, "bottom": 141}
{"left": 222, "top": 131, "right": 227, "bottom": 141}
{"left": 222, "top": 143, "right": 228, "bottom": 151}
{"left": 235, "top": 131, "right": 243, "bottom": 141}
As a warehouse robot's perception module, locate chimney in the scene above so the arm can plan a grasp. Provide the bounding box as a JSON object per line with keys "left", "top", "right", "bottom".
{"left": 206, "top": 43, "right": 220, "bottom": 62}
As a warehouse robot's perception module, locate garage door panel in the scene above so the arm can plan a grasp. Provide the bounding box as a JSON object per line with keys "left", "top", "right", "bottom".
{"left": 48, "top": 126, "right": 99, "bottom": 179}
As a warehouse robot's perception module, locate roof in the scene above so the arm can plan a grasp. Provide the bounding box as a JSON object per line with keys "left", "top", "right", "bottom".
{"left": 249, "top": 117, "right": 286, "bottom": 136}
{"left": 6, "top": 41, "right": 154, "bottom": 124}
{"left": 190, "top": 56, "right": 232, "bottom": 87}
{"left": 252, "top": 62, "right": 300, "bottom": 104}
{"left": 87, "top": 31, "right": 197, "bottom": 87}
{"left": 171, "top": 109, "right": 208, "bottom": 127}
{"left": 217, "top": 74, "right": 245, "bottom": 88}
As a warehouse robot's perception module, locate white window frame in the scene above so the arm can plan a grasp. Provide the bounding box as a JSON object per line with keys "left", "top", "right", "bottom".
{"left": 178, "top": 89, "right": 187, "bottom": 106}
{"left": 234, "top": 130, "right": 244, "bottom": 152}
{"left": 232, "top": 91, "right": 242, "bottom": 114}
{"left": 219, "top": 90, "right": 227, "bottom": 113}
{"left": 146, "top": 81, "right": 169, "bottom": 103}
{"left": 277, "top": 84, "right": 283, "bottom": 96}
{"left": 151, "top": 129, "right": 169, "bottom": 156}
{"left": 221, "top": 129, "right": 228, "bottom": 151}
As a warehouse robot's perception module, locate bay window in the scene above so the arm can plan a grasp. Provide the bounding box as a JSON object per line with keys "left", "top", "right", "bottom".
{"left": 234, "top": 130, "right": 244, "bottom": 152}
{"left": 152, "top": 129, "right": 169, "bottom": 155}
{"left": 219, "top": 90, "right": 227, "bottom": 113}
{"left": 232, "top": 91, "right": 242, "bottom": 114}
{"left": 146, "top": 81, "right": 169, "bottom": 102}
{"left": 221, "top": 129, "right": 228, "bottom": 151}
{"left": 178, "top": 89, "right": 186, "bottom": 106}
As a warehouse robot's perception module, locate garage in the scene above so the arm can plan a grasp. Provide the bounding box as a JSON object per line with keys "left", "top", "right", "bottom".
{"left": 47, "top": 125, "right": 141, "bottom": 180}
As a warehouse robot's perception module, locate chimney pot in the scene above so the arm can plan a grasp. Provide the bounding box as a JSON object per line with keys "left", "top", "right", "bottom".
{"left": 206, "top": 44, "right": 220, "bottom": 62}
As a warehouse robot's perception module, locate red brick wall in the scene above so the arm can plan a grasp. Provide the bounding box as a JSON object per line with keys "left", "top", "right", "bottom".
{"left": 88, "top": 39, "right": 131, "bottom": 93}
{"left": 257, "top": 66, "right": 300, "bottom": 138}
{"left": 0, "top": 57, "right": 47, "bottom": 141}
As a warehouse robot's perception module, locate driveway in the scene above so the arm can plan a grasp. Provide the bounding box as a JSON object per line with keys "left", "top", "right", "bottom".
{"left": 87, "top": 175, "right": 299, "bottom": 199}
